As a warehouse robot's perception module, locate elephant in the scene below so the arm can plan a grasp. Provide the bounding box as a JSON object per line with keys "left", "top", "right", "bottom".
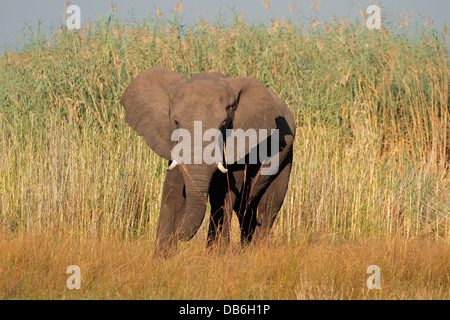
{"left": 121, "top": 67, "right": 295, "bottom": 255}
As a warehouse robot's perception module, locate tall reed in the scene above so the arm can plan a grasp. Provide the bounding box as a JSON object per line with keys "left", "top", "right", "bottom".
{"left": 0, "top": 12, "right": 448, "bottom": 242}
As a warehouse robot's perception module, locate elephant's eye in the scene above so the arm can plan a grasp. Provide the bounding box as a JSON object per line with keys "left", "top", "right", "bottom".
{"left": 173, "top": 118, "right": 180, "bottom": 127}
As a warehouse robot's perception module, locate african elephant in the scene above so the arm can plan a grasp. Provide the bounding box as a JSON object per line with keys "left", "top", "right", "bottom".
{"left": 121, "top": 67, "right": 295, "bottom": 255}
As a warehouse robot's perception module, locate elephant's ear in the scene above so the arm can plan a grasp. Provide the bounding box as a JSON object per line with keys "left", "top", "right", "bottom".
{"left": 220, "top": 77, "right": 295, "bottom": 164}
{"left": 121, "top": 67, "right": 186, "bottom": 160}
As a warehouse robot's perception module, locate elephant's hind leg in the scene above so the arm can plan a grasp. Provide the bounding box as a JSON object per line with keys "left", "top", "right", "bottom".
{"left": 253, "top": 154, "right": 292, "bottom": 243}
{"left": 236, "top": 201, "right": 259, "bottom": 246}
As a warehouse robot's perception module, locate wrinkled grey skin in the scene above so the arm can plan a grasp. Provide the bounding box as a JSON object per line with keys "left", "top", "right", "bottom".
{"left": 121, "top": 67, "right": 295, "bottom": 255}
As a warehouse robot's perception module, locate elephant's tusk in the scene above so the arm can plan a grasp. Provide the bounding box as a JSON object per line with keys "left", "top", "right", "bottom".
{"left": 167, "top": 160, "right": 178, "bottom": 171}
{"left": 217, "top": 162, "right": 228, "bottom": 173}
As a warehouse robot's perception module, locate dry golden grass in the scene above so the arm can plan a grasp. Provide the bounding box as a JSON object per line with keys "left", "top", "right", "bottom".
{"left": 0, "top": 230, "right": 448, "bottom": 299}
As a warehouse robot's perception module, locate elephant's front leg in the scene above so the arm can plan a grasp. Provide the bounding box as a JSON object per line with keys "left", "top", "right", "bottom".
{"left": 207, "top": 171, "right": 235, "bottom": 248}
{"left": 154, "top": 167, "right": 186, "bottom": 256}
{"left": 207, "top": 204, "right": 223, "bottom": 247}
{"left": 208, "top": 190, "right": 235, "bottom": 247}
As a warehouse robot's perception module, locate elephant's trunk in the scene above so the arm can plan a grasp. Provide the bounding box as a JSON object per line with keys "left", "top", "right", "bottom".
{"left": 177, "top": 169, "right": 212, "bottom": 241}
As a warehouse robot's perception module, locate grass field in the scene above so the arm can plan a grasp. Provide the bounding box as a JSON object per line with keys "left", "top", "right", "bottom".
{"left": 0, "top": 6, "right": 449, "bottom": 299}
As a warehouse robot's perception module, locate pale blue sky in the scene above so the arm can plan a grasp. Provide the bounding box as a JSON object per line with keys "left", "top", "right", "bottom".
{"left": 0, "top": 0, "right": 448, "bottom": 50}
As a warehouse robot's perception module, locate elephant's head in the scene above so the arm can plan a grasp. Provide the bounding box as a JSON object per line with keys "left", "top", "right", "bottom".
{"left": 121, "top": 67, "right": 294, "bottom": 242}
